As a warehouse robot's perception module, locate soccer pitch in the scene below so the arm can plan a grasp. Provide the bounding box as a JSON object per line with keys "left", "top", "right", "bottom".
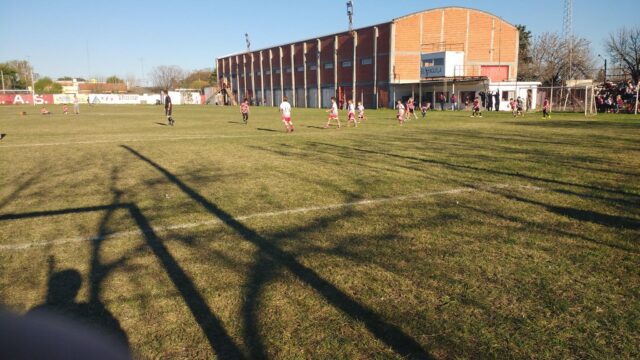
{"left": 1, "top": 105, "right": 639, "bottom": 359}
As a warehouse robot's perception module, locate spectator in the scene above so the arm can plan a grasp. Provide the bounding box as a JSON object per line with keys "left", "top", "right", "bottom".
{"left": 438, "top": 93, "right": 446, "bottom": 111}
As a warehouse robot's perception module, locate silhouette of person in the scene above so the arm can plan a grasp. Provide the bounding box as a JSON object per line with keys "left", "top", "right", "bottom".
{"left": 28, "top": 269, "right": 129, "bottom": 353}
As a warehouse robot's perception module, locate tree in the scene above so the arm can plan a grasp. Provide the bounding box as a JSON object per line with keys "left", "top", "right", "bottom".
{"left": 606, "top": 26, "right": 640, "bottom": 83}
{"left": 0, "top": 63, "right": 26, "bottom": 89}
{"left": 106, "top": 75, "right": 124, "bottom": 84}
{"left": 151, "top": 65, "right": 185, "bottom": 90}
{"left": 4, "top": 59, "right": 36, "bottom": 86}
{"left": 516, "top": 24, "right": 533, "bottom": 81}
{"left": 57, "top": 76, "right": 74, "bottom": 81}
{"left": 180, "top": 68, "right": 216, "bottom": 90}
{"left": 34, "top": 77, "right": 63, "bottom": 94}
{"left": 529, "top": 32, "right": 594, "bottom": 85}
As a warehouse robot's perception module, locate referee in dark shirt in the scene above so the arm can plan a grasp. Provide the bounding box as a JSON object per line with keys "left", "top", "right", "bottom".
{"left": 163, "top": 90, "right": 174, "bottom": 126}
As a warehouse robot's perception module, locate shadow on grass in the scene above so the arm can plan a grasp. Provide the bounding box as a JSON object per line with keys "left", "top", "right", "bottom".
{"left": 122, "top": 144, "right": 433, "bottom": 360}
{"left": 154, "top": 122, "right": 168, "bottom": 126}
{"left": 497, "top": 192, "right": 640, "bottom": 231}
{"left": 256, "top": 128, "right": 277, "bottom": 132}
{"left": 307, "top": 141, "right": 640, "bottom": 199}
{"left": 506, "top": 120, "right": 640, "bottom": 129}
{"left": 2, "top": 203, "right": 245, "bottom": 359}
{"left": 28, "top": 268, "right": 130, "bottom": 348}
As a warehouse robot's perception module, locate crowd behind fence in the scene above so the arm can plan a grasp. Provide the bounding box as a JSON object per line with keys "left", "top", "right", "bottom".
{"left": 536, "top": 82, "right": 639, "bottom": 115}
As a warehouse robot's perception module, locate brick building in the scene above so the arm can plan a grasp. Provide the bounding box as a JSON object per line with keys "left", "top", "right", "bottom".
{"left": 216, "top": 7, "right": 538, "bottom": 109}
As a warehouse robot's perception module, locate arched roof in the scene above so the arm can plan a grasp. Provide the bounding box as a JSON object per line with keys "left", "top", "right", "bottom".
{"left": 393, "top": 6, "right": 517, "bottom": 30}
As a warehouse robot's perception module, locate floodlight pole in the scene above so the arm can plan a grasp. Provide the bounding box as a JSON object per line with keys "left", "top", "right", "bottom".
{"left": 346, "top": 1, "right": 354, "bottom": 31}
{"left": 28, "top": 57, "right": 36, "bottom": 107}
{"left": 31, "top": 67, "right": 36, "bottom": 107}
{"left": 635, "top": 81, "right": 639, "bottom": 115}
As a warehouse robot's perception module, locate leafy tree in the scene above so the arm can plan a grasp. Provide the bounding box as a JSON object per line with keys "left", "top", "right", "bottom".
{"left": 106, "top": 75, "right": 124, "bottom": 84}
{"left": 0, "top": 63, "right": 26, "bottom": 89}
{"left": 57, "top": 76, "right": 74, "bottom": 81}
{"left": 516, "top": 24, "right": 533, "bottom": 81}
{"left": 181, "top": 68, "right": 216, "bottom": 89}
{"left": 4, "top": 59, "right": 35, "bottom": 86}
{"left": 606, "top": 26, "right": 640, "bottom": 83}
{"left": 34, "top": 77, "right": 63, "bottom": 94}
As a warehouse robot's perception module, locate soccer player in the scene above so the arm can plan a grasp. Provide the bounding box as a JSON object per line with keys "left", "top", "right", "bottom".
{"left": 542, "top": 98, "right": 550, "bottom": 119}
{"left": 0, "top": 133, "right": 5, "bottom": 141}
{"left": 420, "top": 102, "right": 428, "bottom": 117}
{"left": 62, "top": 104, "right": 69, "bottom": 115}
{"left": 357, "top": 101, "right": 366, "bottom": 122}
{"left": 471, "top": 97, "right": 482, "bottom": 118}
{"left": 396, "top": 99, "right": 405, "bottom": 125}
{"left": 73, "top": 95, "right": 80, "bottom": 114}
{"left": 324, "top": 97, "right": 341, "bottom": 128}
{"left": 407, "top": 97, "right": 417, "bottom": 120}
{"left": 40, "top": 107, "right": 51, "bottom": 115}
{"left": 509, "top": 98, "right": 517, "bottom": 117}
{"left": 346, "top": 99, "right": 357, "bottom": 127}
{"left": 240, "top": 98, "right": 250, "bottom": 124}
{"left": 163, "top": 90, "right": 174, "bottom": 126}
{"left": 516, "top": 96, "right": 524, "bottom": 117}
{"left": 279, "top": 96, "right": 294, "bottom": 132}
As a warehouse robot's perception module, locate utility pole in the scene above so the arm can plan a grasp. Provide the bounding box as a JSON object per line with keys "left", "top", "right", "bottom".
{"left": 1, "top": 69, "right": 5, "bottom": 92}
{"left": 245, "top": 33, "right": 251, "bottom": 53}
{"left": 598, "top": 54, "right": 607, "bottom": 84}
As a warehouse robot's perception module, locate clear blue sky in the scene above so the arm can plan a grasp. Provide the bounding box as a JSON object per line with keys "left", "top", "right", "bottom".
{"left": 0, "top": 0, "right": 634, "bottom": 81}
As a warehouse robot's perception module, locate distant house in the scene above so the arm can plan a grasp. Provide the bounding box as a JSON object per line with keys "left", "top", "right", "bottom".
{"left": 79, "top": 82, "right": 128, "bottom": 94}
{"left": 54, "top": 79, "right": 128, "bottom": 94}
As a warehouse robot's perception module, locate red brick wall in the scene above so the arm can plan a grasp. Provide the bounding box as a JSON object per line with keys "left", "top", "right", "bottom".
{"left": 393, "top": 7, "right": 519, "bottom": 82}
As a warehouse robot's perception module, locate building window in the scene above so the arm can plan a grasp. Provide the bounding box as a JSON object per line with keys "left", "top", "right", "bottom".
{"left": 275, "top": 69, "right": 281, "bottom": 74}
{"left": 285, "top": 67, "right": 292, "bottom": 73}
{"left": 297, "top": 66, "right": 304, "bottom": 72}
{"left": 309, "top": 65, "right": 318, "bottom": 71}
{"left": 361, "top": 58, "right": 373, "bottom": 65}
{"left": 423, "top": 58, "right": 444, "bottom": 67}
{"left": 502, "top": 91, "right": 515, "bottom": 101}
{"left": 324, "top": 63, "right": 334, "bottom": 69}
{"left": 265, "top": 70, "right": 271, "bottom": 75}
{"left": 341, "top": 60, "right": 352, "bottom": 68}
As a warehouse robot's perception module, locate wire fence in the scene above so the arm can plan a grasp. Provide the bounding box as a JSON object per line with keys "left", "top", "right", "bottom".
{"left": 537, "top": 85, "right": 639, "bottom": 115}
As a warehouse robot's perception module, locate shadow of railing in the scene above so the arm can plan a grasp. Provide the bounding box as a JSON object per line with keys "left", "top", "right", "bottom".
{"left": 1, "top": 201, "right": 245, "bottom": 359}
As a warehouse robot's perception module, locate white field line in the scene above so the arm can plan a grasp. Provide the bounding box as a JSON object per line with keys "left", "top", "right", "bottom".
{"left": 0, "top": 132, "right": 340, "bottom": 148}
{"left": 0, "top": 184, "right": 542, "bottom": 251}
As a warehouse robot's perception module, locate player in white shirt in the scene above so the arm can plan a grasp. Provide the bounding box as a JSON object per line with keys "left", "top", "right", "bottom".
{"left": 396, "top": 99, "right": 405, "bottom": 125}
{"left": 357, "top": 101, "right": 366, "bottom": 122}
{"left": 346, "top": 99, "right": 357, "bottom": 127}
{"left": 279, "top": 96, "right": 294, "bottom": 133}
{"left": 324, "top": 97, "right": 341, "bottom": 129}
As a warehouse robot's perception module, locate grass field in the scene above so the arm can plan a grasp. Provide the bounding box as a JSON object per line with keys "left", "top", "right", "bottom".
{"left": 1, "top": 104, "right": 639, "bottom": 359}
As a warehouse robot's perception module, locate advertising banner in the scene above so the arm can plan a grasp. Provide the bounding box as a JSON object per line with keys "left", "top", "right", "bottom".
{"left": 0, "top": 94, "right": 54, "bottom": 105}
{"left": 1, "top": 93, "right": 199, "bottom": 105}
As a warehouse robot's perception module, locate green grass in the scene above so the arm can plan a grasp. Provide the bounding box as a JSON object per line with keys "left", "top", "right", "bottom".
{"left": 1, "top": 104, "right": 639, "bottom": 359}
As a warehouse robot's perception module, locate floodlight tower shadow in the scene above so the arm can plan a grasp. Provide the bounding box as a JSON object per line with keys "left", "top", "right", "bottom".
{"left": 121, "top": 145, "right": 434, "bottom": 360}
